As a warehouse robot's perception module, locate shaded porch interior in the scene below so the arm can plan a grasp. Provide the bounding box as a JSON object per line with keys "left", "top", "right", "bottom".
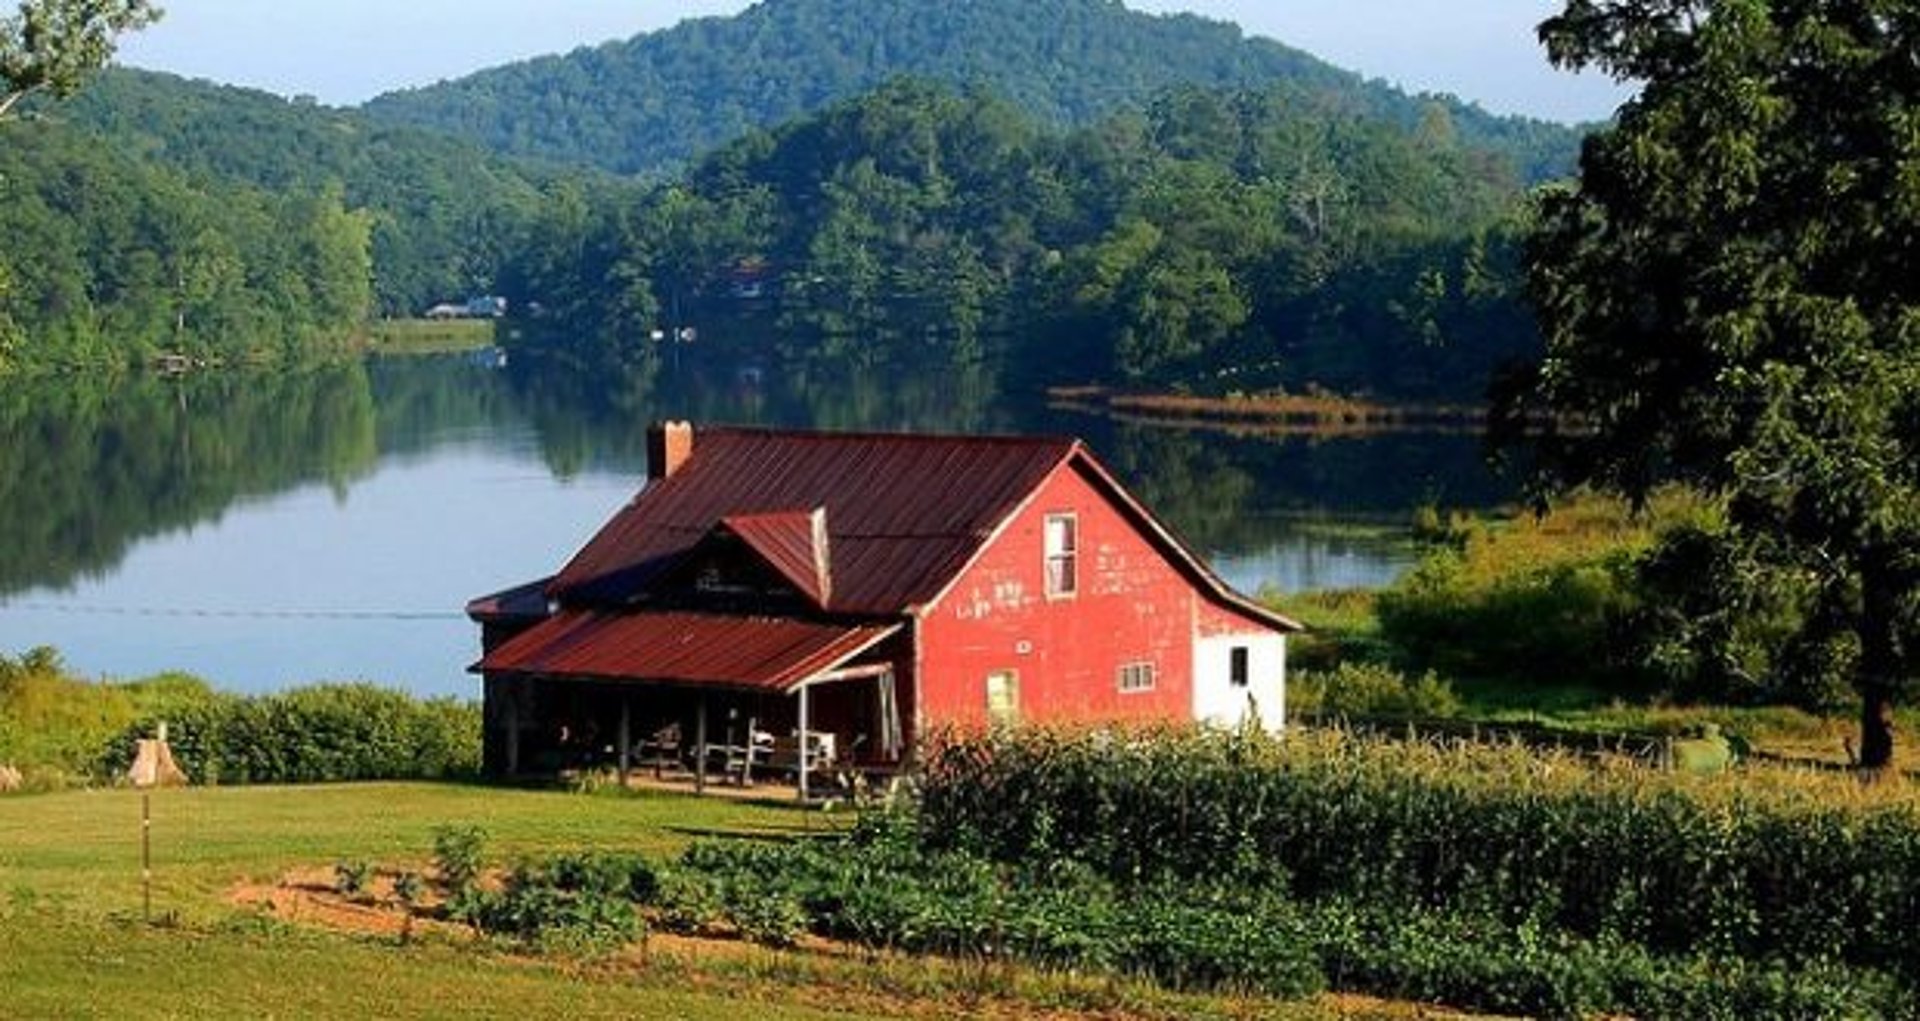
{"left": 482, "top": 664, "right": 905, "bottom": 800}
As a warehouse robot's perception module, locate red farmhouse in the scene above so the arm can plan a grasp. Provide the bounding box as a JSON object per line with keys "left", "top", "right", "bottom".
{"left": 468, "top": 422, "right": 1300, "bottom": 784}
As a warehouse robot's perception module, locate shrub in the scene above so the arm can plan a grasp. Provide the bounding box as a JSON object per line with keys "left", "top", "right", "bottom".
{"left": 101, "top": 683, "right": 480, "bottom": 785}
{"left": 1370, "top": 491, "right": 1700, "bottom": 692}
{"left": 652, "top": 867, "right": 725, "bottom": 936}
{"left": 333, "top": 860, "right": 373, "bottom": 898}
{"left": 471, "top": 857, "right": 642, "bottom": 954}
{"left": 1291, "top": 662, "right": 1460, "bottom": 720}
{"left": 392, "top": 871, "right": 425, "bottom": 906}
{"left": 431, "top": 824, "right": 487, "bottom": 896}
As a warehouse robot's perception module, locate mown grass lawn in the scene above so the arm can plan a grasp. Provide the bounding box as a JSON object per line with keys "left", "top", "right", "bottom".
{"left": 0, "top": 783, "right": 1430, "bottom": 1020}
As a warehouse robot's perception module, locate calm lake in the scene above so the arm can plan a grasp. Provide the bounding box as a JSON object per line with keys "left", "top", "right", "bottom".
{"left": 0, "top": 351, "right": 1509, "bottom": 697}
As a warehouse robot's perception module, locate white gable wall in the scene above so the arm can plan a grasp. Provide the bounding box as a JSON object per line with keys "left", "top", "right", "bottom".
{"left": 1192, "top": 632, "right": 1286, "bottom": 733}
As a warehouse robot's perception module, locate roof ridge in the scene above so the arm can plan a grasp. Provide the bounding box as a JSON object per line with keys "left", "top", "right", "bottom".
{"left": 700, "top": 424, "right": 1081, "bottom": 447}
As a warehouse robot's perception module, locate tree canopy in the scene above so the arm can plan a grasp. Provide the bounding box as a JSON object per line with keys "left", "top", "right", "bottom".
{"left": 1518, "top": 0, "right": 1920, "bottom": 767}
{"left": 499, "top": 78, "right": 1540, "bottom": 400}
{"left": 362, "top": 0, "right": 1583, "bottom": 183}
{"left": 0, "top": 0, "right": 156, "bottom": 119}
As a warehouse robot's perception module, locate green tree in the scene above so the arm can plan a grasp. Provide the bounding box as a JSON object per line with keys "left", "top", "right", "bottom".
{"left": 1519, "top": 0, "right": 1920, "bottom": 769}
{"left": 0, "top": 0, "right": 158, "bottom": 119}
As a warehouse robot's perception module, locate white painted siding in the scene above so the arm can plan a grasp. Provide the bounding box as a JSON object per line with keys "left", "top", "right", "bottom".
{"left": 1192, "top": 633, "right": 1286, "bottom": 732}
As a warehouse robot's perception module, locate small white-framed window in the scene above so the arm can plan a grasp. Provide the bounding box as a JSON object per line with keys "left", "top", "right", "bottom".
{"left": 1118, "top": 661, "right": 1157, "bottom": 693}
{"left": 986, "top": 670, "right": 1021, "bottom": 725}
{"left": 1230, "top": 646, "right": 1250, "bottom": 688}
{"left": 1044, "top": 512, "right": 1078, "bottom": 597}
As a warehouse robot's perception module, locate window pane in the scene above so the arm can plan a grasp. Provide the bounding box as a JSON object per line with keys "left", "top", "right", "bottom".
{"left": 986, "top": 671, "right": 1020, "bottom": 724}
{"left": 1045, "top": 514, "right": 1077, "bottom": 596}
{"left": 1045, "top": 514, "right": 1076, "bottom": 554}
{"left": 1230, "top": 646, "right": 1250, "bottom": 687}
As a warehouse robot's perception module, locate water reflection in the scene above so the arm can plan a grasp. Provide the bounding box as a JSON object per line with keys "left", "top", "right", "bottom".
{"left": 0, "top": 349, "right": 1511, "bottom": 693}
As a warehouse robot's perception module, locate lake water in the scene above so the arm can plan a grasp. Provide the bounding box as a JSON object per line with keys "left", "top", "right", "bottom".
{"left": 0, "top": 352, "right": 1508, "bottom": 696}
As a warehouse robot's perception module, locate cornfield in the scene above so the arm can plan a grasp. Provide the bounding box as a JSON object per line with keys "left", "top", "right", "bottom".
{"left": 915, "top": 726, "right": 1920, "bottom": 980}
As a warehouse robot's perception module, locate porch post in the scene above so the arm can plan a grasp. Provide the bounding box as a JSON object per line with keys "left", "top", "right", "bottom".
{"left": 797, "top": 681, "right": 811, "bottom": 803}
{"left": 617, "top": 693, "right": 631, "bottom": 788}
{"left": 694, "top": 697, "right": 709, "bottom": 794}
{"left": 505, "top": 686, "right": 521, "bottom": 777}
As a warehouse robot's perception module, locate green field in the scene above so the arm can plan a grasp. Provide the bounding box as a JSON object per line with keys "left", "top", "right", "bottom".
{"left": 0, "top": 783, "right": 1404, "bottom": 1020}
{"left": 365, "top": 319, "right": 499, "bottom": 355}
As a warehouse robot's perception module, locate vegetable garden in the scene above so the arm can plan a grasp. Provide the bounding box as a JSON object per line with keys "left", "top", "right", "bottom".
{"left": 428, "top": 727, "right": 1920, "bottom": 1019}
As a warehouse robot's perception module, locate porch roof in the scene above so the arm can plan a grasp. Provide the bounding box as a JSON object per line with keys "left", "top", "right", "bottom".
{"left": 470, "top": 609, "right": 899, "bottom": 694}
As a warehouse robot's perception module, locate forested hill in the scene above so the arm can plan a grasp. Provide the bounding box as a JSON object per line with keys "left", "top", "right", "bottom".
{"left": 45, "top": 69, "right": 638, "bottom": 316}
{"left": 360, "top": 0, "right": 1583, "bottom": 182}
{"left": 499, "top": 79, "right": 1541, "bottom": 400}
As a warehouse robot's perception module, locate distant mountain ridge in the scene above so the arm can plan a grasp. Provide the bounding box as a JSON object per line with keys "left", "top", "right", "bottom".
{"left": 359, "top": 0, "right": 1582, "bottom": 181}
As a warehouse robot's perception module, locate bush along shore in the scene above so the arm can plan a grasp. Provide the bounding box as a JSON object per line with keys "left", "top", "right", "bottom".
{"left": 0, "top": 647, "right": 479, "bottom": 789}
{"left": 392, "top": 727, "right": 1917, "bottom": 1019}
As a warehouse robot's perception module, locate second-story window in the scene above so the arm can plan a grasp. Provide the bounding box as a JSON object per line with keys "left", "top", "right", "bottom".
{"left": 1044, "top": 512, "right": 1078, "bottom": 597}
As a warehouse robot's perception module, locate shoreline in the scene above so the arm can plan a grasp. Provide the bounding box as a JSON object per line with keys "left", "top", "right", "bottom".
{"left": 1046, "top": 386, "right": 1489, "bottom": 436}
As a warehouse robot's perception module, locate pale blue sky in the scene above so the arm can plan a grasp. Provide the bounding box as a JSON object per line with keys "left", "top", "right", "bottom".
{"left": 116, "top": 1, "right": 1630, "bottom": 123}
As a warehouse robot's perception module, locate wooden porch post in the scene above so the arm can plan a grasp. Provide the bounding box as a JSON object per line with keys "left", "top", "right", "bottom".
{"left": 797, "top": 681, "right": 811, "bottom": 803}
{"left": 617, "top": 693, "right": 631, "bottom": 788}
{"left": 505, "top": 688, "right": 521, "bottom": 777}
{"left": 694, "top": 697, "right": 709, "bottom": 795}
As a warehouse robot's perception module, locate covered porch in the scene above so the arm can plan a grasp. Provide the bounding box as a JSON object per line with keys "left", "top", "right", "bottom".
{"left": 472, "top": 609, "right": 907, "bottom": 801}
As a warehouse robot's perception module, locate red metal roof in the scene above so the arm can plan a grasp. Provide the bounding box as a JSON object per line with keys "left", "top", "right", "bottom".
{"left": 473, "top": 610, "right": 900, "bottom": 693}
{"left": 551, "top": 428, "right": 1080, "bottom": 614}
{"left": 720, "top": 509, "right": 830, "bottom": 608}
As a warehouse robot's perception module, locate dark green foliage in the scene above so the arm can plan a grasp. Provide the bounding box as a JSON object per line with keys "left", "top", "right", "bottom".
{"left": 670, "top": 834, "right": 1325, "bottom": 999}
{"left": 0, "top": 0, "right": 158, "bottom": 119}
{"left": 466, "top": 853, "right": 642, "bottom": 954}
{"left": 452, "top": 748, "right": 1916, "bottom": 1014}
{"left": 101, "top": 684, "right": 481, "bottom": 785}
{"left": 361, "top": 0, "right": 1580, "bottom": 183}
{"left": 649, "top": 867, "right": 726, "bottom": 937}
{"left": 391, "top": 871, "right": 425, "bottom": 907}
{"left": 333, "top": 860, "right": 372, "bottom": 898}
{"left": 48, "top": 69, "right": 613, "bottom": 317}
{"left": 1517, "top": 0, "right": 1920, "bottom": 766}
{"left": 0, "top": 118, "right": 373, "bottom": 371}
{"left": 499, "top": 77, "right": 1543, "bottom": 399}
{"left": 430, "top": 825, "right": 487, "bottom": 898}
{"left": 1310, "top": 900, "right": 1911, "bottom": 1021}
{"left": 914, "top": 729, "right": 1920, "bottom": 987}
{"left": 1631, "top": 522, "right": 1854, "bottom": 711}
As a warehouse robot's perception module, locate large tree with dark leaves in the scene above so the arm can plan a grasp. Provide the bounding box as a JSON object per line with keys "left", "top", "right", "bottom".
{"left": 1519, "top": 0, "right": 1920, "bottom": 768}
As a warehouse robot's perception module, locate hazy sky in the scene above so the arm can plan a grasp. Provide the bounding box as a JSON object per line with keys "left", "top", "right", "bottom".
{"left": 116, "top": 1, "right": 1631, "bottom": 124}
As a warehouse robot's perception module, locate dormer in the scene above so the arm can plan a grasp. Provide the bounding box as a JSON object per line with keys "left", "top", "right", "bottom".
{"left": 656, "top": 507, "right": 833, "bottom": 611}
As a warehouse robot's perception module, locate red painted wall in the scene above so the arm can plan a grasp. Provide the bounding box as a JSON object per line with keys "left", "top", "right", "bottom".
{"left": 915, "top": 460, "right": 1207, "bottom": 729}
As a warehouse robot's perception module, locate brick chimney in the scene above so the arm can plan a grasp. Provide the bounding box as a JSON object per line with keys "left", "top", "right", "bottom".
{"left": 646, "top": 421, "right": 694, "bottom": 481}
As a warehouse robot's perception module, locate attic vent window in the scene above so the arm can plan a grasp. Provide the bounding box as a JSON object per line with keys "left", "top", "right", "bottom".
{"left": 695, "top": 565, "right": 725, "bottom": 593}
{"left": 1044, "top": 513, "right": 1078, "bottom": 598}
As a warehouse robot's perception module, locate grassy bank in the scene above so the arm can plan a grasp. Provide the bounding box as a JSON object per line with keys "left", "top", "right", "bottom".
{"left": 1047, "top": 387, "right": 1486, "bottom": 436}
{"left": 1275, "top": 492, "right": 1919, "bottom": 764}
{"left": 365, "top": 319, "right": 498, "bottom": 356}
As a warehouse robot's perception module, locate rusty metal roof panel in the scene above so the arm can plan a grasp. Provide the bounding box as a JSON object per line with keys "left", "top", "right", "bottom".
{"left": 551, "top": 428, "right": 1079, "bottom": 613}
{"left": 473, "top": 610, "right": 901, "bottom": 693}
{"left": 721, "top": 509, "right": 830, "bottom": 608}
{"left": 465, "top": 577, "right": 553, "bottom": 622}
